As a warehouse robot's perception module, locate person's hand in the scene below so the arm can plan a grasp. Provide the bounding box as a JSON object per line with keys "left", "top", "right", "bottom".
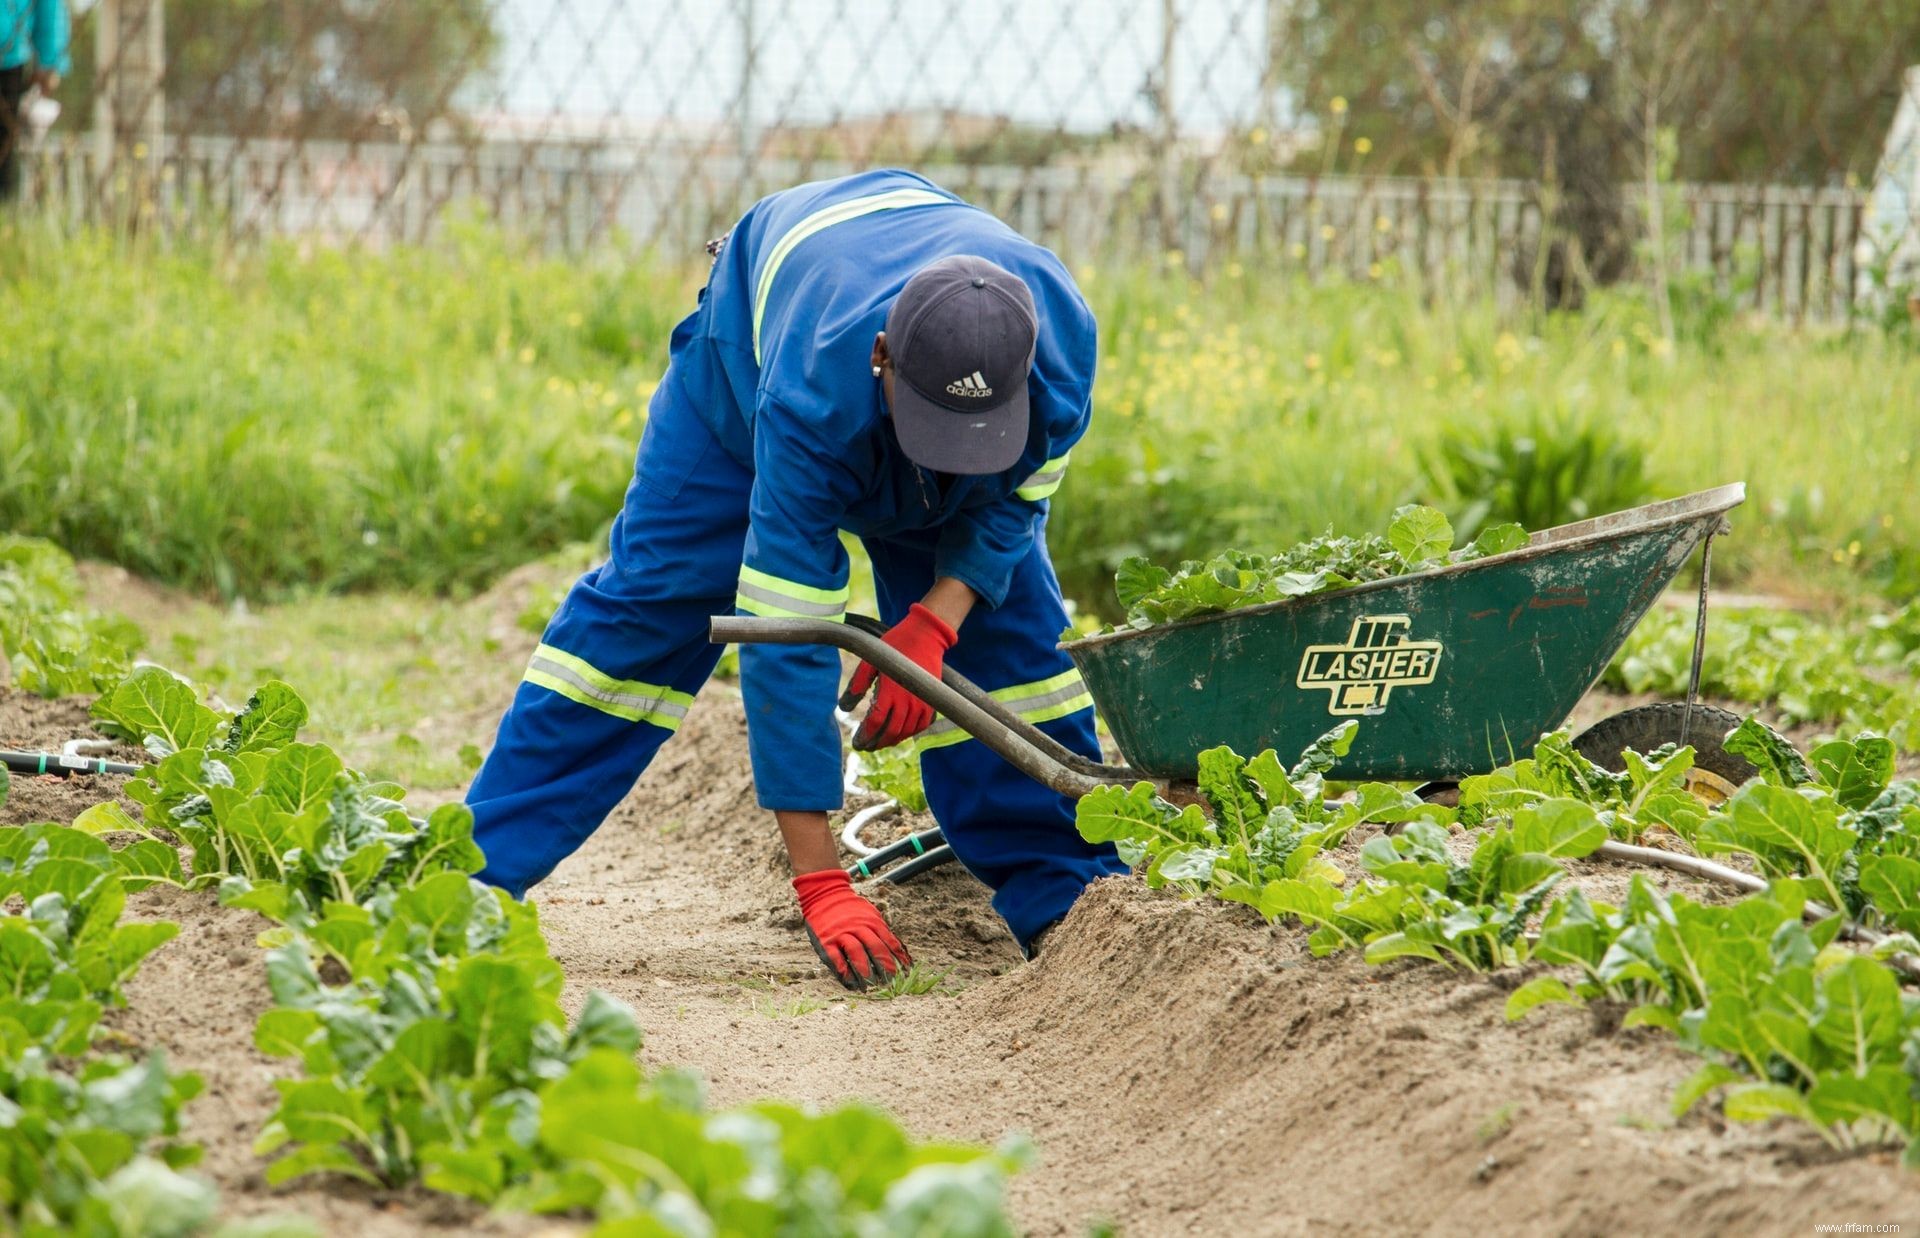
{"left": 792, "top": 869, "right": 911, "bottom": 989}
{"left": 840, "top": 603, "right": 957, "bottom": 750}
{"left": 33, "top": 69, "right": 59, "bottom": 95}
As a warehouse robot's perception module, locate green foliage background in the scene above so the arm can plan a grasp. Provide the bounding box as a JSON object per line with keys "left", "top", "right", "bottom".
{"left": 3, "top": 220, "right": 1918, "bottom": 611}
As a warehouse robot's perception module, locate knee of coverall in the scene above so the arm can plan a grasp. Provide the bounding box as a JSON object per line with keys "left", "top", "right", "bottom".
{"left": 470, "top": 371, "right": 751, "bottom": 895}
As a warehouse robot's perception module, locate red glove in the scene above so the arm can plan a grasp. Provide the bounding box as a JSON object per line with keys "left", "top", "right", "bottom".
{"left": 793, "top": 869, "right": 912, "bottom": 989}
{"left": 842, "top": 603, "right": 957, "bottom": 750}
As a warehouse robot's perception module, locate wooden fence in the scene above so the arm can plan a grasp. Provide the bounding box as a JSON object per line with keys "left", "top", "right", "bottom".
{"left": 23, "top": 134, "right": 1905, "bottom": 323}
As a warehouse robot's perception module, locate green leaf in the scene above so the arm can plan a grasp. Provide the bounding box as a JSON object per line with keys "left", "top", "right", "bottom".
{"left": 1289, "top": 721, "right": 1359, "bottom": 780}
{"left": 1388, "top": 504, "right": 1454, "bottom": 564}
{"left": 1509, "top": 798, "right": 1608, "bottom": 859}
{"left": 219, "top": 877, "right": 297, "bottom": 924}
{"left": 209, "top": 1216, "right": 324, "bottom": 1238}
{"left": 261, "top": 744, "right": 344, "bottom": 815}
{"left": 91, "top": 668, "right": 222, "bottom": 756}
{"left": 1671, "top": 1063, "right": 1743, "bottom": 1116}
{"left": 1808, "top": 736, "right": 1896, "bottom": 810}
{"left": 73, "top": 802, "right": 151, "bottom": 838}
{"left": 113, "top": 840, "right": 186, "bottom": 890}
{"left": 1722, "top": 718, "right": 1813, "bottom": 787}
{"left": 269, "top": 1079, "right": 372, "bottom": 1148}
{"left": 1358, "top": 835, "right": 1449, "bottom": 891}
{"left": 365, "top": 1020, "right": 469, "bottom": 1091}
{"left": 1075, "top": 782, "right": 1208, "bottom": 855}
{"left": 1624, "top": 1004, "right": 1680, "bottom": 1033}
{"left": 77, "top": 922, "right": 180, "bottom": 994}
{"left": 254, "top": 1008, "right": 322, "bottom": 1059}
{"left": 1195, "top": 747, "right": 1263, "bottom": 842}
{"left": 336, "top": 842, "right": 392, "bottom": 900}
{"left": 422, "top": 1143, "right": 506, "bottom": 1202}
{"left": 1114, "top": 557, "right": 1172, "bottom": 610}
{"left": 1812, "top": 957, "right": 1904, "bottom": 1071}
{"left": 1243, "top": 750, "right": 1301, "bottom": 810}
{"left": 1701, "top": 782, "right": 1854, "bottom": 909}
{"left": 262, "top": 1142, "right": 379, "bottom": 1188}
{"left": 395, "top": 871, "right": 481, "bottom": 953}
{"left": 1363, "top": 930, "right": 1446, "bottom": 966}
{"left": 1471, "top": 522, "right": 1529, "bottom": 557}
{"left": 1859, "top": 855, "right": 1920, "bottom": 934}
{"left": 569, "top": 989, "right": 643, "bottom": 1057}
{"left": 448, "top": 956, "right": 552, "bottom": 1078}
{"left": 1721, "top": 1082, "right": 1826, "bottom": 1128}
{"left": 97, "top": 1157, "right": 220, "bottom": 1237}
{"left": 1504, "top": 975, "right": 1580, "bottom": 1020}
{"left": 1806, "top": 1067, "right": 1918, "bottom": 1136}
{"left": 223, "top": 682, "right": 309, "bottom": 754}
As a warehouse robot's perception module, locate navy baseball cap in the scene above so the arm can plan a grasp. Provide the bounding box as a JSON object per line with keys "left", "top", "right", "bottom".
{"left": 885, "top": 255, "right": 1037, "bottom": 475}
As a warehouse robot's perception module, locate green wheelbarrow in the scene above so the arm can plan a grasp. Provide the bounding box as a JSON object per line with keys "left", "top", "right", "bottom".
{"left": 710, "top": 482, "right": 1752, "bottom": 882}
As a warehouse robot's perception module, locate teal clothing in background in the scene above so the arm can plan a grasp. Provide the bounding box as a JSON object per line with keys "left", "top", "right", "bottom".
{"left": 0, "top": 0, "right": 70, "bottom": 76}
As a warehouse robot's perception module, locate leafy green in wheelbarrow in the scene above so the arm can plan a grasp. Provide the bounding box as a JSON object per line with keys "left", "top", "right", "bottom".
{"left": 1111, "top": 506, "right": 1529, "bottom": 630}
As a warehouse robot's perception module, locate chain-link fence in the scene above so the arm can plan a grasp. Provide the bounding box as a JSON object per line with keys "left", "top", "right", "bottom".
{"left": 6, "top": 1, "right": 1919, "bottom": 320}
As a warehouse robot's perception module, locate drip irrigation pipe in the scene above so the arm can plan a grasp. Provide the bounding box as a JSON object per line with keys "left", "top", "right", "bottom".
{"left": 849, "top": 827, "right": 947, "bottom": 880}
{"left": 840, "top": 801, "right": 900, "bottom": 859}
{"left": 876, "top": 845, "right": 956, "bottom": 885}
{"left": 2, "top": 750, "right": 142, "bottom": 778}
{"left": 1594, "top": 840, "right": 1920, "bottom": 982}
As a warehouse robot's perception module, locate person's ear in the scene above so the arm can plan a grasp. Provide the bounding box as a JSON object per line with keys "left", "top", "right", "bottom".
{"left": 871, "top": 332, "right": 889, "bottom": 377}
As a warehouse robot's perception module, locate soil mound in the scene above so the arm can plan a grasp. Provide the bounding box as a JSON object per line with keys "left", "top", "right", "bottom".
{"left": 10, "top": 680, "right": 1920, "bottom": 1235}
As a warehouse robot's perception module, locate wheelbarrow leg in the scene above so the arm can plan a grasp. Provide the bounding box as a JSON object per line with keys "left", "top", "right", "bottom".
{"left": 1680, "top": 527, "right": 1719, "bottom": 748}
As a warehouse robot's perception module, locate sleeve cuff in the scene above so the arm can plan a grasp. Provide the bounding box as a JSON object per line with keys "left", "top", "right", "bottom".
{"left": 933, "top": 558, "right": 1012, "bottom": 611}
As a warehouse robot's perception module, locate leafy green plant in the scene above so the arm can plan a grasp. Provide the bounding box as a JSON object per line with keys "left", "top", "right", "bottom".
{"left": 80, "top": 672, "right": 1028, "bottom": 1230}
{"left": 861, "top": 965, "right": 959, "bottom": 1001}
{"left": 0, "top": 825, "right": 181, "bottom": 1040}
{"left": 1608, "top": 603, "right": 1920, "bottom": 750}
{"left": 1347, "top": 799, "right": 1609, "bottom": 971}
{"left": 0, "top": 788, "right": 208, "bottom": 1236}
{"left": 1418, "top": 406, "right": 1658, "bottom": 541}
{"left": 500, "top": 1049, "right": 1026, "bottom": 1235}
{"left": 1517, "top": 876, "right": 1920, "bottom": 1162}
{"left": 1109, "top": 506, "right": 1527, "bottom": 630}
{"left": 1077, "top": 721, "right": 1446, "bottom": 907}
{"left": 854, "top": 743, "right": 929, "bottom": 814}
{"left": 88, "top": 670, "right": 484, "bottom": 933}
{"left": 0, "top": 1049, "right": 211, "bottom": 1237}
{"left": 1457, "top": 729, "right": 1706, "bottom": 844}
{"left": 0, "top": 536, "right": 143, "bottom": 697}
{"left": 1079, "top": 716, "right": 1920, "bottom": 1161}
{"left": 252, "top": 881, "right": 636, "bottom": 1192}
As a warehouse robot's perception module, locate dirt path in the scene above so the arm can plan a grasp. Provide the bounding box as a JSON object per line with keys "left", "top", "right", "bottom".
{"left": 8, "top": 672, "right": 1920, "bottom": 1234}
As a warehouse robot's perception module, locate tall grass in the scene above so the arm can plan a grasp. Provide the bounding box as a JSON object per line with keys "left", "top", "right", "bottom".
{"left": 1051, "top": 262, "right": 1920, "bottom": 611}
{"left": 0, "top": 217, "right": 684, "bottom": 594}
{"left": 4, "top": 220, "right": 1917, "bottom": 610}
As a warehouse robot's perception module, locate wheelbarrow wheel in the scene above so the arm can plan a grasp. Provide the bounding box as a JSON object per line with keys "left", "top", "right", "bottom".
{"left": 1572, "top": 703, "right": 1757, "bottom": 806}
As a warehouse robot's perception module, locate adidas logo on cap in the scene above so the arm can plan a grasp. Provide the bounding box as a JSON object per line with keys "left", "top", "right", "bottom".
{"left": 946, "top": 371, "right": 993, "bottom": 398}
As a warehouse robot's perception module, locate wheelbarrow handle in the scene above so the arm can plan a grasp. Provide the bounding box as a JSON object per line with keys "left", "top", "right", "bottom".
{"left": 841, "top": 614, "right": 1142, "bottom": 786}
{"left": 709, "top": 614, "right": 1143, "bottom": 800}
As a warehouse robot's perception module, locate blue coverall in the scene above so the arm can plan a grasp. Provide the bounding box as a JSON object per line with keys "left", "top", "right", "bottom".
{"left": 466, "top": 170, "right": 1126, "bottom": 950}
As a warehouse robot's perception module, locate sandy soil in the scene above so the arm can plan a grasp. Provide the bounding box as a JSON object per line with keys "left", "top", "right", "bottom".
{"left": 7, "top": 645, "right": 1920, "bottom": 1234}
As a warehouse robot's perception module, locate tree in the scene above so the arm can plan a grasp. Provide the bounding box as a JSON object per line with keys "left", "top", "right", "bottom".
{"left": 1281, "top": 0, "right": 1920, "bottom": 183}
{"left": 1275, "top": 0, "right": 1920, "bottom": 297}
{"left": 67, "top": 0, "right": 502, "bottom": 141}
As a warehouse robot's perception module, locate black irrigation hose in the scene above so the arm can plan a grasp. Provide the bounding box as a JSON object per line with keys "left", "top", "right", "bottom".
{"left": 1, "top": 750, "right": 142, "bottom": 778}
{"left": 878, "top": 846, "right": 956, "bottom": 885}
{"left": 848, "top": 827, "right": 948, "bottom": 880}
